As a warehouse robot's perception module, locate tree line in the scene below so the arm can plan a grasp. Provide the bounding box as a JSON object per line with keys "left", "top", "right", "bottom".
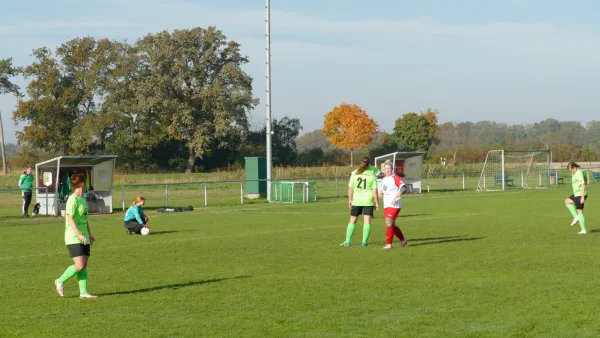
{"left": 1, "top": 26, "right": 598, "bottom": 173}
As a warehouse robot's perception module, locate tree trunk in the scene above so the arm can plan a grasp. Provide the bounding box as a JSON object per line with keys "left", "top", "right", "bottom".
{"left": 0, "top": 110, "right": 7, "bottom": 175}
{"left": 186, "top": 146, "right": 196, "bottom": 173}
{"left": 350, "top": 150, "right": 353, "bottom": 167}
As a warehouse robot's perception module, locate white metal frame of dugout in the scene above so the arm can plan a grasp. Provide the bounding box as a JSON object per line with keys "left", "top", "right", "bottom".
{"left": 374, "top": 151, "right": 426, "bottom": 194}
{"left": 35, "top": 155, "right": 118, "bottom": 216}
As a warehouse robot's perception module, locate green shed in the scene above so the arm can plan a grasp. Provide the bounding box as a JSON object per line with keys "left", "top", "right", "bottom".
{"left": 245, "top": 157, "right": 267, "bottom": 198}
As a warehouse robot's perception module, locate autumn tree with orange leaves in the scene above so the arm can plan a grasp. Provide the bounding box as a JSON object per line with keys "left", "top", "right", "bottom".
{"left": 322, "top": 103, "right": 378, "bottom": 166}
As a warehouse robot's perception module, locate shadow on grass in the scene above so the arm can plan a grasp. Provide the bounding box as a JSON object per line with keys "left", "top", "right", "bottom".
{"left": 149, "top": 230, "right": 194, "bottom": 236}
{"left": 590, "top": 229, "right": 600, "bottom": 233}
{"left": 409, "top": 235, "right": 468, "bottom": 242}
{"left": 425, "top": 188, "right": 468, "bottom": 193}
{"left": 409, "top": 237, "right": 486, "bottom": 247}
{"left": 368, "top": 235, "right": 470, "bottom": 246}
{"left": 95, "top": 275, "right": 251, "bottom": 297}
{"left": 399, "top": 213, "right": 431, "bottom": 218}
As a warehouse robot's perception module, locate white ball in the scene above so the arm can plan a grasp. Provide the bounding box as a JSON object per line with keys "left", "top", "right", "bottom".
{"left": 141, "top": 227, "right": 151, "bottom": 236}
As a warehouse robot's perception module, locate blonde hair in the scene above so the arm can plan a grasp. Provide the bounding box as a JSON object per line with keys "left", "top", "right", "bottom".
{"left": 131, "top": 196, "right": 145, "bottom": 207}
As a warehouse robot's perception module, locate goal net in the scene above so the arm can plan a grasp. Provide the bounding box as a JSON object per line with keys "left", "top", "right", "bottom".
{"left": 477, "top": 150, "right": 551, "bottom": 191}
{"left": 270, "top": 181, "right": 317, "bottom": 203}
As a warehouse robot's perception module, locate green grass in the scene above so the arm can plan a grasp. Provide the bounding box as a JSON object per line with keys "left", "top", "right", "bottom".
{"left": 0, "top": 186, "right": 599, "bottom": 337}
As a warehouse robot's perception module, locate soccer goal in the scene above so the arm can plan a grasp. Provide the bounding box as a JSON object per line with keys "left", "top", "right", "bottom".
{"left": 270, "top": 181, "right": 317, "bottom": 203}
{"left": 477, "top": 150, "right": 552, "bottom": 191}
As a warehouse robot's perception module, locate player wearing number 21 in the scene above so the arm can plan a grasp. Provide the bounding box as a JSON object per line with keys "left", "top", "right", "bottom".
{"left": 341, "top": 157, "right": 379, "bottom": 247}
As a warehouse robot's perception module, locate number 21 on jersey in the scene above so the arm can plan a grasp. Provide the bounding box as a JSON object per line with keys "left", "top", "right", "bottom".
{"left": 356, "top": 177, "right": 367, "bottom": 189}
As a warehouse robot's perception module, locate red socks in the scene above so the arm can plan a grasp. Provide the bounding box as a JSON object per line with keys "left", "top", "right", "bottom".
{"left": 392, "top": 225, "right": 405, "bottom": 241}
{"left": 386, "top": 226, "right": 394, "bottom": 244}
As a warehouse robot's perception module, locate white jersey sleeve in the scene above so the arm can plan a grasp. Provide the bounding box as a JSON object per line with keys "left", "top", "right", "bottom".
{"left": 381, "top": 175, "right": 405, "bottom": 209}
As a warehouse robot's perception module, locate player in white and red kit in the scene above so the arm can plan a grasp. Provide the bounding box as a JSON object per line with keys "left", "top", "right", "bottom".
{"left": 379, "top": 161, "right": 408, "bottom": 250}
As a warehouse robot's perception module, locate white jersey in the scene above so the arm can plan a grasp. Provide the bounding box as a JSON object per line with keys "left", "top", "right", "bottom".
{"left": 381, "top": 174, "right": 405, "bottom": 209}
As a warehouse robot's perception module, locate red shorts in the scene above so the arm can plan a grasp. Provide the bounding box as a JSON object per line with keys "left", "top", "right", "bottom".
{"left": 384, "top": 207, "right": 400, "bottom": 220}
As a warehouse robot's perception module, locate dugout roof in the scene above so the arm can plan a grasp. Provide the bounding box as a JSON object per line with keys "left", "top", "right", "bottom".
{"left": 36, "top": 155, "right": 118, "bottom": 168}
{"left": 374, "top": 151, "right": 426, "bottom": 162}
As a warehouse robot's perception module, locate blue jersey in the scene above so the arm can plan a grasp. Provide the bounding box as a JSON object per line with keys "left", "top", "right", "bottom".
{"left": 124, "top": 205, "right": 146, "bottom": 224}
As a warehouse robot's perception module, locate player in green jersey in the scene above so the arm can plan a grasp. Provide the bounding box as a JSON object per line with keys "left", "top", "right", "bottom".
{"left": 341, "top": 157, "right": 379, "bottom": 247}
{"left": 54, "top": 174, "right": 97, "bottom": 299}
{"left": 565, "top": 162, "right": 588, "bottom": 234}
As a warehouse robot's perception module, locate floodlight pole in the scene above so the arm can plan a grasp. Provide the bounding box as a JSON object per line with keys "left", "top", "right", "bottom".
{"left": 265, "top": 0, "right": 273, "bottom": 202}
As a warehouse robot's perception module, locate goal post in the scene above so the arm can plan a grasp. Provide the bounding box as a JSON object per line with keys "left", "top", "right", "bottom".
{"left": 477, "top": 149, "right": 551, "bottom": 192}
{"left": 270, "top": 181, "right": 317, "bottom": 203}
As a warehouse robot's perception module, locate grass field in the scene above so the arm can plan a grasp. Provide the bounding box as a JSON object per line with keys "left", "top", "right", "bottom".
{"left": 0, "top": 186, "right": 599, "bottom": 337}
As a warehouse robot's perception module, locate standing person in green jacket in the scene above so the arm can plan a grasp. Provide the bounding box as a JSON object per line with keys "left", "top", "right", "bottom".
{"left": 54, "top": 174, "right": 97, "bottom": 299}
{"left": 18, "top": 166, "right": 34, "bottom": 217}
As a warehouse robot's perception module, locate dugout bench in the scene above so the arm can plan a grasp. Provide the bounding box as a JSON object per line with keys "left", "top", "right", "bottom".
{"left": 547, "top": 172, "right": 564, "bottom": 184}
{"left": 493, "top": 174, "right": 514, "bottom": 186}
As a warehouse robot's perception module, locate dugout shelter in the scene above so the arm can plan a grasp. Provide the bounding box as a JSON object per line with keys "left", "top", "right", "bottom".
{"left": 35, "top": 155, "right": 118, "bottom": 216}
{"left": 374, "top": 151, "right": 426, "bottom": 194}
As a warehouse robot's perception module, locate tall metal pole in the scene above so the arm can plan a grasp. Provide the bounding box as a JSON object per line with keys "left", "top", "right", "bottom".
{"left": 265, "top": 0, "right": 273, "bottom": 202}
{"left": 0, "top": 110, "right": 7, "bottom": 175}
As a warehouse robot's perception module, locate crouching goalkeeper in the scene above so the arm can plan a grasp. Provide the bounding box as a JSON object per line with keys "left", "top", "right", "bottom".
{"left": 124, "top": 196, "right": 150, "bottom": 235}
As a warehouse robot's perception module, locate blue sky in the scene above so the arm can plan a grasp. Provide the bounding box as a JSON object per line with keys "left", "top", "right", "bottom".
{"left": 1, "top": 0, "right": 599, "bottom": 143}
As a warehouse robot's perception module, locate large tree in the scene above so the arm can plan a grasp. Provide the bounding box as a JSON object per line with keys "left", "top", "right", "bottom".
{"left": 322, "top": 103, "right": 378, "bottom": 166}
{"left": 391, "top": 108, "right": 439, "bottom": 152}
{"left": 100, "top": 40, "right": 170, "bottom": 170}
{"left": 0, "top": 58, "right": 21, "bottom": 174}
{"left": 12, "top": 38, "right": 119, "bottom": 154}
{"left": 136, "top": 27, "right": 258, "bottom": 172}
{"left": 242, "top": 117, "right": 303, "bottom": 166}
{"left": 0, "top": 58, "right": 20, "bottom": 95}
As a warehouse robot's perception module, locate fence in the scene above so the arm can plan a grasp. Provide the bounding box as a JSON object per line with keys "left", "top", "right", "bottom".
{"left": 0, "top": 187, "right": 51, "bottom": 216}
{"left": 1, "top": 167, "right": 599, "bottom": 216}
{"left": 119, "top": 176, "right": 348, "bottom": 211}
{"left": 425, "top": 166, "right": 600, "bottom": 192}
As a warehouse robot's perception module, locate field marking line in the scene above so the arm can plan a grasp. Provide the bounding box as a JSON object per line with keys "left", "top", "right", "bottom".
{"left": 0, "top": 213, "right": 482, "bottom": 261}
{"left": 0, "top": 190, "right": 522, "bottom": 227}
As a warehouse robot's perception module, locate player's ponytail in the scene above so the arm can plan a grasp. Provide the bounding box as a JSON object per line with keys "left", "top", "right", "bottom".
{"left": 356, "top": 157, "right": 370, "bottom": 175}
{"left": 567, "top": 162, "right": 580, "bottom": 170}
{"left": 131, "top": 196, "right": 145, "bottom": 207}
{"left": 70, "top": 174, "right": 85, "bottom": 189}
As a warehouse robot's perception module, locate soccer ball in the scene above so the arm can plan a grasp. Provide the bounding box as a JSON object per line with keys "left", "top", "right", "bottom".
{"left": 141, "top": 226, "right": 151, "bottom": 236}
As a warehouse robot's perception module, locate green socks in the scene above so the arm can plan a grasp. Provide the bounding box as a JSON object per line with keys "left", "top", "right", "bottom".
{"left": 344, "top": 223, "right": 371, "bottom": 245}
{"left": 566, "top": 204, "right": 578, "bottom": 218}
{"left": 77, "top": 269, "right": 89, "bottom": 295}
{"left": 579, "top": 213, "right": 587, "bottom": 232}
{"left": 58, "top": 266, "right": 90, "bottom": 295}
{"left": 58, "top": 265, "right": 78, "bottom": 284}
{"left": 362, "top": 224, "right": 371, "bottom": 244}
{"left": 345, "top": 223, "right": 355, "bottom": 243}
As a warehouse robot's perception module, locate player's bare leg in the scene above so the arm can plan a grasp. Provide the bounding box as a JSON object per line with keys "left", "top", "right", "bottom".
{"left": 565, "top": 198, "right": 579, "bottom": 226}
